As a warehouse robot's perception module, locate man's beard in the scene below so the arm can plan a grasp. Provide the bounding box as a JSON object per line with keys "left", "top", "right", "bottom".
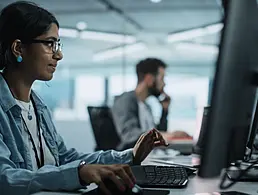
{"left": 148, "top": 81, "right": 162, "bottom": 98}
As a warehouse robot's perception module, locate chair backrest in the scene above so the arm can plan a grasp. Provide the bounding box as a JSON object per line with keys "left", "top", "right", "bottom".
{"left": 87, "top": 106, "right": 120, "bottom": 151}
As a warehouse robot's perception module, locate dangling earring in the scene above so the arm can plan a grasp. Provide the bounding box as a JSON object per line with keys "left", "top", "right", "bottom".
{"left": 17, "top": 55, "right": 23, "bottom": 63}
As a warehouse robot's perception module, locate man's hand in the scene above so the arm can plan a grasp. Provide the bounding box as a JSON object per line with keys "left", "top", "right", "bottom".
{"left": 161, "top": 131, "right": 192, "bottom": 140}
{"left": 79, "top": 164, "right": 136, "bottom": 195}
{"left": 159, "top": 93, "right": 171, "bottom": 111}
{"left": 133, "top": 129, "right": 168, "bottom": 164}
{"left": 169, "top": 131, "right": 192, "bottom": 139}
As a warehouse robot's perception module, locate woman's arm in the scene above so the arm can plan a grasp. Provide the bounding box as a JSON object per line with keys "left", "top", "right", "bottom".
{"left": 0, "top": 129, "right": 83, "bottom": 195}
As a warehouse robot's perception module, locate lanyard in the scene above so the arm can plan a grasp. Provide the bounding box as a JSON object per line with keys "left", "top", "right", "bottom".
{"left": 21, "top": 102, "right": 44, "bottom": 169}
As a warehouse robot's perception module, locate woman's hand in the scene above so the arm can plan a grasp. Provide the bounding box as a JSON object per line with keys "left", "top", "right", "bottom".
{"left": 133, "top": 129, "right": 168, "bottom": 164}
{"left": 79, "top": 164, "right": 136, "bottom": 195}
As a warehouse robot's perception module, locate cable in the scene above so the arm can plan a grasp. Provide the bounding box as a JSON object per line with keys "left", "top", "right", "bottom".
{"left": 219, "top": 158, "right": 258, "bottom": 189}
{"left": 253, "top": 144, "right": 258, "bottom": 151}
{"left": 220, "top": 143, "right": 258, "bottom": 189}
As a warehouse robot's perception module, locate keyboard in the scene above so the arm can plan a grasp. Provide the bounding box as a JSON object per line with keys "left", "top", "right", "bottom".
{"left": 131, "top": 165, "right": 189, "bottom": 188}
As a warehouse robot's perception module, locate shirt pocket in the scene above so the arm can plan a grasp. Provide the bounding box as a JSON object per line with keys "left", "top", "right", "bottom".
{"left": 9, "top": 146, "right": 25, "bottom": 168}
{"left": 40, "top": 110, "right": 60, "bottom": 165}
{"left": 42, "top": 131, "right": 59, "bottom": 165}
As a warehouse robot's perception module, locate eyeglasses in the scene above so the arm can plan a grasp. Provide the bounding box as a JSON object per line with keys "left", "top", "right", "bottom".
{"left": 23, "top": 39, "right": 63, "bottom": 54}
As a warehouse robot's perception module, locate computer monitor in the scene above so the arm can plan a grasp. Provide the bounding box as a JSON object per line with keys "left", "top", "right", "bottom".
{"left": 198, "top": 0, "right": 258, "bottom": 178}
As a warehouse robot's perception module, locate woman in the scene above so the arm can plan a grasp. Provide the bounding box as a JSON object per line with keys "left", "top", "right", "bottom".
{"left": 0, "top": 1, "right": 167, "bottom": 195}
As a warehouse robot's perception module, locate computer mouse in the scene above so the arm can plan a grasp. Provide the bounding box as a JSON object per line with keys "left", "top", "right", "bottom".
{"left": 97, "top": 178, "right": 143, "bottom": 195}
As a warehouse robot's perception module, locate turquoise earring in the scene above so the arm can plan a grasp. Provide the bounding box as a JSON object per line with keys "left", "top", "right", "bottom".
{"left": 17, "top": 55, "right": 23, "bottom": 63}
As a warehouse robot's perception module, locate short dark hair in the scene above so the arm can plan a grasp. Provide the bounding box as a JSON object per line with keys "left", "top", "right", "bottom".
{"left": 0, "top": 1, "right": 59, "bottom": 70}
{"left": 136, "top": 58, "right": 167, "bottom": 83}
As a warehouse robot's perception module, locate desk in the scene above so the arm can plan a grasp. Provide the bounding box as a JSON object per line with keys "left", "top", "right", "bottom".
{"left": 33, "top": 177, "right": 258, "bottom": 195}
{"left": 34, "top": 158, "right": 258, "bottom": 195}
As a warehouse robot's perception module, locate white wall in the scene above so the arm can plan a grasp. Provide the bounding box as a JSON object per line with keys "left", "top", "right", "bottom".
{"left": 54, "top": 120, "right": 96, "bottom": 153}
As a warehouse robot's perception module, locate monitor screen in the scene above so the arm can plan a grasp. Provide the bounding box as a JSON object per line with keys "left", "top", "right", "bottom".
{"left": 198, "top": 0, "right": 258, "bottom": 178}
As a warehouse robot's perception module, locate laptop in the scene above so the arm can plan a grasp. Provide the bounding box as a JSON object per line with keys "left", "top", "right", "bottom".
{"left": 192, "top": 106, "right": 210, "bottom": 155}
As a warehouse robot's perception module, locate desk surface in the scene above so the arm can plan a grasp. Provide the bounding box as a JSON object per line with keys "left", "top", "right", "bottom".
{"left": 34, "top": 157, "right": 258, "bottom": 195}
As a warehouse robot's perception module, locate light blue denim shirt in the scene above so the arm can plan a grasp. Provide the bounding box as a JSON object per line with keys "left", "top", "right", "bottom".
{"left": 0, "top": 74, "right": 133, "bottom": 195}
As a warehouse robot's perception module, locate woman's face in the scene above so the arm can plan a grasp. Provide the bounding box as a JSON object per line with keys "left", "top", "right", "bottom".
{"left": 21, "top": 23, "right": 63, "bottom": 81}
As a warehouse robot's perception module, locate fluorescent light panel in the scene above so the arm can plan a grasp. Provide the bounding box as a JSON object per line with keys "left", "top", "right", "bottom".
{"left": 175, "top": 42, "right": 219, "bottom": 55}
{"left": 150, "top": 0, "right": 162, "bottom": 3}
{"left": 93, "top": 42, "right": 147, "bottom": 62}
{"left": 80, "top": 31, "right": 136, "bottom": 43}
{"left": 59, "top": 27, "right": 136, "bottom": 43}
{"left": 167, "top": 23, "right": 223, "bottom": 43}
{"left": 59, "top": 28, "right": 79, "bottom": 38}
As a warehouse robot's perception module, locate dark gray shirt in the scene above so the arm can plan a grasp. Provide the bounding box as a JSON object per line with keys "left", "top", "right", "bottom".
{"left": 112, "top": 91, "right": 168, "bottom": 150}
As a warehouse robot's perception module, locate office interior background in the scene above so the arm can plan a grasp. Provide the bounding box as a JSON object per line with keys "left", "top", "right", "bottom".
{"left": 1, "top": 0, "right": 222, "bottom": 153}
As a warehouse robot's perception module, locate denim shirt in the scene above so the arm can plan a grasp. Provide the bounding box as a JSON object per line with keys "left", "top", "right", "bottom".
{"left": 0, "top": 74, "right": 133, "bottom": 195}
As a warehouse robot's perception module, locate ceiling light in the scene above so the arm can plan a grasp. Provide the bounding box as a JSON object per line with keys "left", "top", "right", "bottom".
{"left": 150, "top": 0, "right": 162, "bottom": 3}
{"left": 76, "top": 21, "right": 87, "bottom": 31}
{"left": 205, "top": 23, "right": 223, "bottom": 34}
{"left": 59, "top": 28, "right": 79, "bottom": 38}
{"left": 59, "top": 27, "right": 137, "bottom": 43}
{"left": 175, "top": 42, "right": 219, "bottom": 55}
{"left": 93, "top": 42, "right": 147, "bottom": 62}
{"left": 80, "top": 31, "right": 136, "bottom": 43}
{"left": 167, "top": 23, "right": 223, "bottom": 43}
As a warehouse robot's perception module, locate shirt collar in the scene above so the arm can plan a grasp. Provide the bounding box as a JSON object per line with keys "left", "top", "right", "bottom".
{"left": 0, "top": 74, "right": 47, "bottom": 113}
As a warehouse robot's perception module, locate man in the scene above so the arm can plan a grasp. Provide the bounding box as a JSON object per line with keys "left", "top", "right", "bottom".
{"left": 112, "top": 58, "right": 190, "bottom": 150}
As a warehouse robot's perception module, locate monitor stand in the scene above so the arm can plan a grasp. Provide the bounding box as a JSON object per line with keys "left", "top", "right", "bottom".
{"left": 226, "top": 162, "right": 258, "bottom": 181}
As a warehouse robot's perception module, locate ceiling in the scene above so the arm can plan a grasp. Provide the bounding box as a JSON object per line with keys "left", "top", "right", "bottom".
{"left": 0, "top": 0, "right": 222, "bottom": 77}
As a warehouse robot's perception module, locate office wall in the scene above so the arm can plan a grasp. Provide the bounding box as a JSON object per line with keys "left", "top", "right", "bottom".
{"left": 54, "top": 120, "right": 95, "bottom": 153}
{"left": 26, "top": 0, "right": 221, "bottom": 152}
{"left": 34, "top": 70, "right": 212, "bottom": 153}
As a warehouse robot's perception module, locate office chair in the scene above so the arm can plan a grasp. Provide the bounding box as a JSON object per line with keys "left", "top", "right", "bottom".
{"left": 87, "top": 106, "right": 121, "bottom": 151}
